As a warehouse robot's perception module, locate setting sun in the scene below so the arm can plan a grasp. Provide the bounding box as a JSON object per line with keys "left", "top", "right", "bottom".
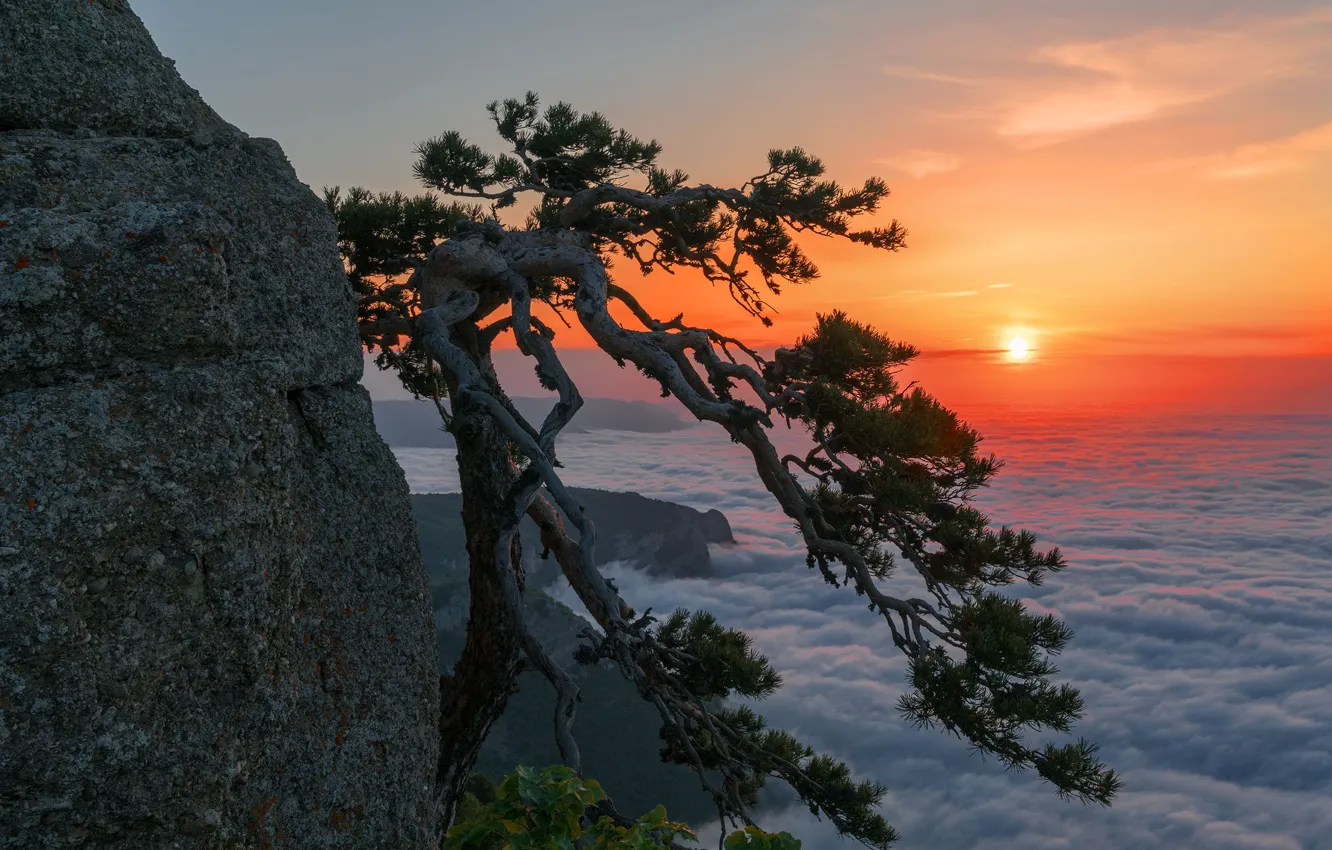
{"left": 1008, "top": 336, "right": 1031, "bottom": 360}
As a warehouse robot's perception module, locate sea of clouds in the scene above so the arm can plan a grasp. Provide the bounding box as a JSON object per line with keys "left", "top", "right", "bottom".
{"left": 392, "top": 410, "right": 1332, "bottom": 850}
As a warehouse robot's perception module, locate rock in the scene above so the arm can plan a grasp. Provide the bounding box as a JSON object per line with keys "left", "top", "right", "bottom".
{"left": 698, "top": 508, "right": 734, "bottom": 545}
{"left": 0, "top": 0, "right": 233, "bottom": 138}
{"left": 412, "top": 488, "right": 735, "bottom": 585}
{"left": 417, "top": 499, "right": 725, "bottom": 830}
{"left": 412, "top": 488, "right": 738, "bottom": 828}
{"left": 0, "top": 3, "right": 438, "bottom": 848}
{"left": 556, "top": 488, "right": 736, "bottom": 579}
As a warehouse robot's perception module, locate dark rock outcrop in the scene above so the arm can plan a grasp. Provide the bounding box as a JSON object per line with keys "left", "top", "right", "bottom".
{"left": 432, "top": 578, "right": 719, "bottom": 830}
{"left": 413, "top": 494, "right": 730, "bottom": 828}
{"left": 412, "top": 489, "right": 735, "bottom": 585}
{"left": 0, "top": 2, "right": 438, "bottom": 847}
{"left": 570, "top": 489, "right": 734, "bottom": 579}
{"left": 0, "top": 0, "right": 232, "bottom": 138}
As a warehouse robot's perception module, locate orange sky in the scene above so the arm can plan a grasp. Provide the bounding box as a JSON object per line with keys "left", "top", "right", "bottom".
{"left": 604, "top": 8, "right": 1332, "bottom": 363}
{"left": 490, "top": 6, "right": 1332, "bottom": 389}
{"left": 140, "top": 2, "right": 1331, "bottom": 411}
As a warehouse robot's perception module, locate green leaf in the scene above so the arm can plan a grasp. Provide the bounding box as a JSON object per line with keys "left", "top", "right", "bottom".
{"left": 640, "top": 804, "right": 667, "bottom": 826}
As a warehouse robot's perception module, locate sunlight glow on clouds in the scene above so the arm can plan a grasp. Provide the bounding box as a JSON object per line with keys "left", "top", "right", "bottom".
{"left": 1150, "top": 120, "right": 1332, "bottom": 180}
{"left": 875, "top": 148, "right": 962, "bottom": 178}
{"left": 998, "top": 9, "right": 1332, "bottom": 143}
{"left": 881, "top": 64, "right": 978, "bottom": 87}
{"left": 1204, "top": 120, "right": 1332, "bottom": 178}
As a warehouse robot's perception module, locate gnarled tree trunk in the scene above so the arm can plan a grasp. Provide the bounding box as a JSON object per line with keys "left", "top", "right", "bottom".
{"left": 431, "top": 324, "right": 525, "bottom": 833}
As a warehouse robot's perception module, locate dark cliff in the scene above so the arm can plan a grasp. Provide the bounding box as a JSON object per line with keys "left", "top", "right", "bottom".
{"left": 413, "top": 489, "right": 734, "bottom": 584}
{"left": 0, "top": 2, "right": 438, "bottom": 846}
{"left": 411, "top": 491, "right": 732, "bottom": 826}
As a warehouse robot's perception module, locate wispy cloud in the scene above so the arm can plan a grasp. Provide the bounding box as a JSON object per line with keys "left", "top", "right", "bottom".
{"left": 1149, "top": 120, "right": 1332, "bottom": 179}
{"left": 989, "top": 283, "right": 1013, "bottom": 289}
{"left": 1071, "top": 322, "right": 1332, "bottom": 357}
{"left": 876, "top": 288, "right": 982, "bottom": 301}
{"left": 875, "top": 149, "right": 962, "bottom": 178}
{"left": 1089, "top": 322, "right": 1329, "bottom": 344}
{"left": 997, "top": 10, "right": 1332, "bottom": 143}
{"left": 916, "top": 347, "right": 1007, "bottom": 359}
{"left": 881, "top": 65, "right": 977, "bottom": 86}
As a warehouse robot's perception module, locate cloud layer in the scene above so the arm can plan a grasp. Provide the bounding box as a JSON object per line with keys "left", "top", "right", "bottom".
{"left": 394, "top": 411, "right": 1332, "bottom": 849}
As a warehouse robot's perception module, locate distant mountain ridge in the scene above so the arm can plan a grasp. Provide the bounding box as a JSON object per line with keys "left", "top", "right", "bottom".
{"left": 374, "top": 397, "right": 688, "bottom": 448}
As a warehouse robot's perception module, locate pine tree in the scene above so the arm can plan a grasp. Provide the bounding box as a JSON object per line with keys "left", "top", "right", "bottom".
{"left": 326, "top": 92, "right": 1120, "bottom": 847}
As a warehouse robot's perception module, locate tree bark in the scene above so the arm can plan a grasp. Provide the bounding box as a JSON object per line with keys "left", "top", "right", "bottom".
{"left": 431, "top": 324, "right": 525, "bottom": 836}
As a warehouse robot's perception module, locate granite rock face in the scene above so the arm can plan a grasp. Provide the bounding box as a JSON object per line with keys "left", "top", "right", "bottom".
{"left": 0, "top": 0, "right": 231, "bottom": 138}
{"left": 0, "top": 2, "right": 439, "bottom": 847}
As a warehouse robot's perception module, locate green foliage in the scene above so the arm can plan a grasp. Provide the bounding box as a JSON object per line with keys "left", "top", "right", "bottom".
{"left": 488, "top": 94, "right": 662, "bottom": 195}
{"left": 403, "top": 93, "right": 906, "bottom": 322}
{"left": 455, "top": 774, "right": 500, "bottom": 828}
{"left": 323, "top": 185, "right": 483, "bottom": 398}
{"left": 442, "top": 765, "right": 606, "bottom": 850}
{"left": 569, "top": 607, "right": 898, "bottom": 847}
{"left": 323, "top": 185, "right": 479, "bottom": 297}
{"left": 896, "top": 596, "right": 1121, "bottom": 804}
{"left": 412, "top": 130, "right": 508, "bottom": 197}
{"left": 657, "top": 703, "right": 899, "bottom": 850}
{"left": 599, "top": 144, "right": 906, "bottom": 321}
{"left": 414, "top": 91, "right": 662, "bottom": 205}
{"left": 445, "top": 765, "right": 798, "bottom": 850}
{"left": 723, "top": 826, "right": 802, "bottom": 850}
{"left": 651, "top": 609, "right": 782, "bottom": 702}
{"left": 766, "top": 310, "right": 1121, "bottom": 806}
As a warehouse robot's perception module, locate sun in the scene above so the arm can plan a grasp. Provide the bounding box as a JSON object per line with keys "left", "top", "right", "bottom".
{"left": 1007, "top": 336, "right": 1030, "bottom": 360}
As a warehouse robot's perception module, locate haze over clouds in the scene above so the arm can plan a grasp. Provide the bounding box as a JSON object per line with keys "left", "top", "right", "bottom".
{"left": 392, "top": 411, "right": 1332, "bottom": 850}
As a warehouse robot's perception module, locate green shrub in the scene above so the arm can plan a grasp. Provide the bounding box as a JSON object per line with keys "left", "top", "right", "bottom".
{"left": 444, "top": 765, "right": 801, "bottom": 850}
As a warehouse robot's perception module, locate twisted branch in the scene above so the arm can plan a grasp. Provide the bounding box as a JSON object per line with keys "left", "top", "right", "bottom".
{"left": 414, "top": 229, "right": 947, "bottom": 844}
